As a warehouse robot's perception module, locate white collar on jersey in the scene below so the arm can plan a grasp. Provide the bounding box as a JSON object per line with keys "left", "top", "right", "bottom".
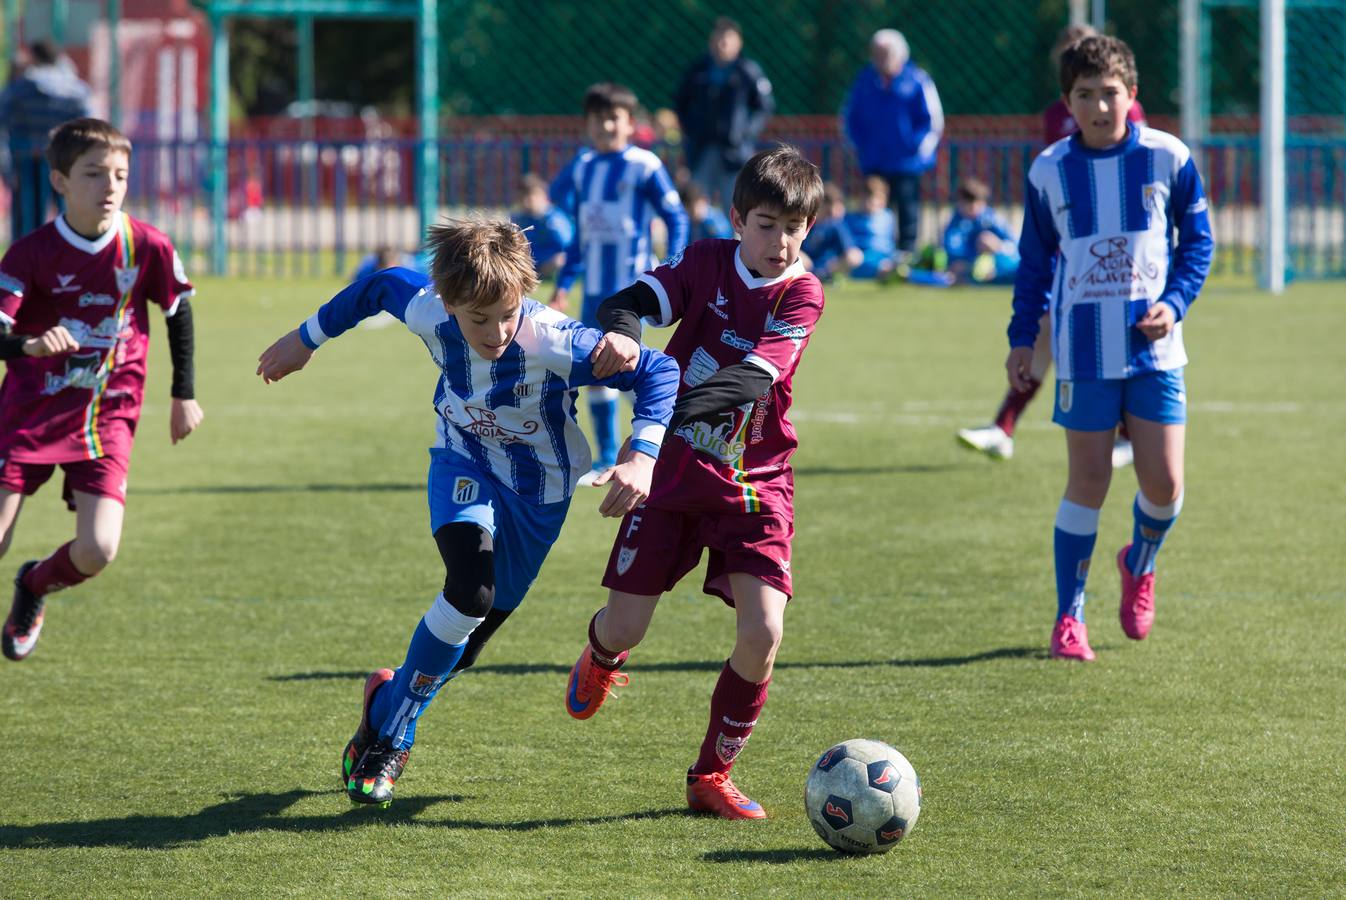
{"left": 55, "top": 212, "right": 122, "bottom": 255}
{"left": 734, "top": 245, "right": 806, "bottom": 290}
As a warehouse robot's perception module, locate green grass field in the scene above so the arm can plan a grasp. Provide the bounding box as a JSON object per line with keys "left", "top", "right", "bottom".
{"left": 2, "top": 275, "right": 1343, "bottom": 897}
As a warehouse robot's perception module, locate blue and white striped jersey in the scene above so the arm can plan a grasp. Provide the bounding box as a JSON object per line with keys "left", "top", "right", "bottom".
{"left": 298, "top": 267, "right": 680, "bottom": 505}
{"left": 1009, "top": 124, "right": 1214, "bottom": 381}
{"left": 551, "top": 146, "right": 689, "bottom": 300}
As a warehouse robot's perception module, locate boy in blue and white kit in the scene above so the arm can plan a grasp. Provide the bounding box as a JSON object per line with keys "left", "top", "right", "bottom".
{"left": 257, "top": 221, "right": 679, "bottom": 804}
{"left": 1006, "top": 36, "right": 1213, "bottom": 661}
{"left": 549, "top": 82, "right": 689, "bottom": 481}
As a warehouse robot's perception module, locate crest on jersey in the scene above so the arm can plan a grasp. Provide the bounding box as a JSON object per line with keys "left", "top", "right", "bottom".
{"left": 454, "top": 477, "right": 479, "bottom": 504}
{"left": 1143, "top": 184, "right": 1158, "bottom": 212}
{"left": 114, "top": 266, "right": 140, "bottom": 295}
{"left": 616, "top": 546, "right": 638, "bottom": 575}
{"left": 1059, "top": 381, "right": 1072, "bottom": 413}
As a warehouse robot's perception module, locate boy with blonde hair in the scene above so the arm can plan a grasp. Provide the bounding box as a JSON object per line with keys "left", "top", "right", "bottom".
{"left": 258, "top": 220, "right": 679, "bottom": 806}
{"left": 1, "top": 117, "right": 201, "bottom": 661}
{"left": 1006, "top": 36, "right": 1212, "bottom": 661}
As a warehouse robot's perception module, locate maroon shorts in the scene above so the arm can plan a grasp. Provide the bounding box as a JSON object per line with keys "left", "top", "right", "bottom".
{"left": 0, "top": 454, "right": 130, "bottom": 510}
{"left": 602, "top": 505, "right": 794, "bottom": 606}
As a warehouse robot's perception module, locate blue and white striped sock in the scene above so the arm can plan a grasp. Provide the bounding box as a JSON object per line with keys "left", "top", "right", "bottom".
{"left": 1054, "top": 500, "right": 1100, "bottom": 622}
{"left": 1125, "top": 491, "right": 1183, "bottom": 576}
{"left": 370, "top": 594, "right": 484, "bottom": 750}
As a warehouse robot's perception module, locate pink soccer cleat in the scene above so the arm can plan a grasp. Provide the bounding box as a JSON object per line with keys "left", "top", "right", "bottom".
{"left": 1117, "top": 545, "right": 1156, "bottom": 640}
{"left": 686, "top": 770, "right": 766, "bottom": 820}
{"left": 1050, "top": 615, "right": 1095, "bottom": 661}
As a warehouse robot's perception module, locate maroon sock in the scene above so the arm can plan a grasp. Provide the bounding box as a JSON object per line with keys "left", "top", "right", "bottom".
{"left": 23, "top": 542, "right": 91, "bottom": 596}
{"left": 587, "top": 611, "right": 628, "bottom": 670}
{"left": 691, "top": 660, "right": 771, "bottom": 776}
{"left": 993, "top": 380, "right": 1041, "bottom": 436}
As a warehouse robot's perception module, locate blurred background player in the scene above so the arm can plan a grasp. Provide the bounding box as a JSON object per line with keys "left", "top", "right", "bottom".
{"left": 257, "top": 220, "right": 678, "bottom": 806}
{"left": 843, "top": 28, "right": 943, "bottom": 259}
{"left": 350, "top": 246, "right": 423, "bottom": 283}
{"left": 511, "top": 172, "right": 574, "bottom": 278}
{"left": 681, "top": 182, "right": 734, "bottom": 242}
{"left": 1006, "top": 35, "right": 1211, "bottom": 661}
{"left": 845, "top": 175, "right": 900, "bottom": 280}
{"left": 564, "top": 146, "right": 826, "bottom": 820}
{"left": 942, "top": 177, "right": 1018, "bottom": 284}
{"left": 675, "top": 16, "right": 775, "bottom": 210}
{"left": 550, "top": 82, "right": 689, "bottom": 484}
{"left": 800, "top": 181, "right": 861, "bottom": 281}
{"left": 0, "top": 118, "right": 202, "bottom": 661}
{"left": 958, "top": 24, "right": 1146, "bottom": 464}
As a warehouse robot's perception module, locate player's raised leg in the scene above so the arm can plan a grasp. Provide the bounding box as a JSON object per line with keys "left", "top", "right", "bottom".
{"left": 1050, "top": 429, "right": 1113, "bottom": 661}
{"left": 566, "top": 590, "right": 657, "bottom": 719}
{"left": 959, "top": 320, "right": 1052, "bottom": 461}
{"left": 685, "top": 573, "right": 783, "bottom": 820}
{"left": 1117, "top": 412, "right": 1185, "bottom": 640}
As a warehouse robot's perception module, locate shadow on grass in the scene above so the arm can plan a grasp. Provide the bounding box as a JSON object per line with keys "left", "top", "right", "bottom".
{"left": 132, "top": 482, "right": 421, "bottom": 496}
{"left": 269, "top": 647, "right": 1038, "bottom": 683}
{"left": 0, "top": 790, "right": 688, "bottom": 850}
{"left": 703, "top": 847, "right": 846, "bottom": 864}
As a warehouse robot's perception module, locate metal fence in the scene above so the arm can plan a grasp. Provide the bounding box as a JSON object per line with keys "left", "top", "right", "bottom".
{"left": 1, "top": 128, "right": 1332, "bottom": 281}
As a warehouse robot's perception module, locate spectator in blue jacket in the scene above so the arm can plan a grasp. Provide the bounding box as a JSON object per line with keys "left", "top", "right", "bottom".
{"left": 0, "top": 40, "right": 91, "bottom": 239}
{"left": 843, "top": 29, "right": 943, "bottom": 256}
{"left": 674, "top": 17, "right": 775, "bottom": 209}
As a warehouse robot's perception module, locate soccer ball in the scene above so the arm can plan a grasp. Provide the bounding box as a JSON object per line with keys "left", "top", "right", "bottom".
{"left": 805, "top": 738, "right": 922, "bottom": 854}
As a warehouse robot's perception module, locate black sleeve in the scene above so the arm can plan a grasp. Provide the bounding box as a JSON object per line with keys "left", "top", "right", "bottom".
{"left": 667, "top": 362, "right": 774, "bottom": 434}
{"left": 0, "top": 334, "right": 27, "bottom": 360}
{"left": 165, "top": 299, "right": 195, "bottom": 400}
{"left": 595, "top": 280, "right": 662, "bottom": 342}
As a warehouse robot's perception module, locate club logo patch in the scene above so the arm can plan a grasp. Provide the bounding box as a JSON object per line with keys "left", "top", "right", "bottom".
{"left": 715, "top": 732, "right": 749, "bottom": 764}
{"left": 616, "top": 546, "right": 638, "bottom": 575}
{"left": 454, "top": 477, "right": 479, "bottom": 504}
{"left": 114, "top": 265, "right": 140, "bottom": 295}
{"left": 408, "top": 670, "right": 444, "bottom": 697}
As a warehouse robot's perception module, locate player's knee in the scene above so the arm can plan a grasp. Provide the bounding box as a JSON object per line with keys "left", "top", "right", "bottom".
{"left": 1141, "top": 479, "right": 1183, "bottom": 508}
{"left": 73, "top": 533, "right": 119, "bottom": 572}
{"left": 435, "top": 523, "right": 495, "bottom": 619}
{"left": 600, "top": 612, "right": 649, "bottom": 651}
{"left": 736, "top": 618, "right": 783, "bottom": 664}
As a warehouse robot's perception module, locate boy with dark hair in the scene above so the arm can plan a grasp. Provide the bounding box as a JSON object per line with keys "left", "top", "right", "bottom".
{"left": 1005, "top": 35, "right": 1212, "bottom": 661}
{"left": 563, "top": 145, "right": 826, "bottom": 819}
{"left": 681, "top": 182, "right": 734, "bottom": 242}
{"left": 942, "top": 177, "right": 1018, "bottom": 284}
{"left": 550, "top": 82, "right": 689, "bottom": 483}
{"left": 511, "top": 173, "right": 573, "bottom": 277}
{"left": 800, "top": 181, "right": 861, "bottom": 281}
{"left": 257, "top": 219, "right": 678, "bottom": 806}
{"left": 844, "top": 175, "right": 900, "bottom": 279}
{"left": 0, "top": 117, "right": 202, "bottom": 661}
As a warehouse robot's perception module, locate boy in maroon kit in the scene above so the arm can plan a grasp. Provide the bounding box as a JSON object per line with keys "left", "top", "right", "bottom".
{"left": 564, "top": 145, "right": 825, "bottom": 819}
{"left": 0, "top": 118, "right": 202, "bottom": 661}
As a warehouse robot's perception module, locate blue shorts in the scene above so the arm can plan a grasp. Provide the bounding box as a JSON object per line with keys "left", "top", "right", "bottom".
{"left": 427, "top": 449, "right": 570, "bottom": 611}
{"left": 1053, "top": 368, "right": 1187, "bottom": 432}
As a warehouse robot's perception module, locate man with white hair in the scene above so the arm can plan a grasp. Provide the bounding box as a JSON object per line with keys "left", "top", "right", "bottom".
{"left": 843, "top": 29, "right": 943, "bottom": 257}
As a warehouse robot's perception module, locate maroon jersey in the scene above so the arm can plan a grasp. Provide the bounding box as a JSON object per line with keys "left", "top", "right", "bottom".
{"left": 636, "top": 239, "right": 825, "bottom": 515}
{"left": 0, "top": 213, "right": 193, "bottom": 463}
{"left": 1042, "top": 98, "right": 1146, "bottom": 146}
